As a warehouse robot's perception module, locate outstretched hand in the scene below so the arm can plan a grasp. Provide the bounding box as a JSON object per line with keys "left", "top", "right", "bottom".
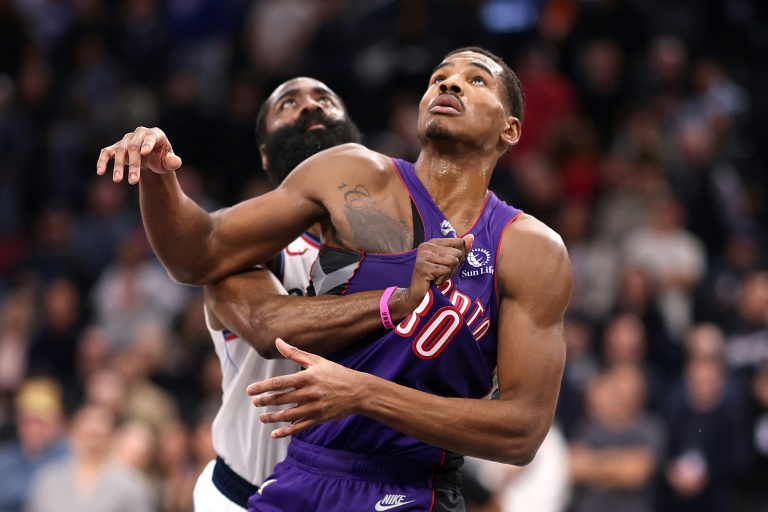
{"left": 96, "top": 126, "right": 182, "bottom": 184}
{"left": 246, "top": 338, "right": 366, "bottom": 438}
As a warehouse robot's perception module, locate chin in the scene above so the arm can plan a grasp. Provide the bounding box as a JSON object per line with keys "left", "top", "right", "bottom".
{"left": 424, "top": 120, "right": 455, "bottom": 141}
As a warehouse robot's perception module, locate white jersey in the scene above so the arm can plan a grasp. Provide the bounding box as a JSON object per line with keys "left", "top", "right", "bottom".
{"left": 207, "top": 232, "right": 321, "bottom": 486}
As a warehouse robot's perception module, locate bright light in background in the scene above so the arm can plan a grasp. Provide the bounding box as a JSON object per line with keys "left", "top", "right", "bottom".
{"left": 480, "top": 0, "right": 542, "bottom": 33}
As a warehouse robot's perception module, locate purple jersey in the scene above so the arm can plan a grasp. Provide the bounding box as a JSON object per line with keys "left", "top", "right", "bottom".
{"left": 302, "top": 158, "right": 521, "bottom": 467}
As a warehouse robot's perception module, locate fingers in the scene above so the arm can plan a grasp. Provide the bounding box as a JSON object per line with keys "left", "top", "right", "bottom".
{"left": 247, "top": 374, "right": 298, "bottom": 396}
{"left": 463, "top": 233, "right": 474, "bottom": 253}
{"left": 110, "top": 132, "right": 133, "bottom": 182}
{"left": 96, "top": 146, "right": 115, "bottom": 176}
{"left": 96, "top": 127, "right": 175, "bottom": 183}
{"left": 275, "top": 338, "right": 318, "bottom": 369}
{"left": 127, "top": 130, "right": 149, "bottom": 184}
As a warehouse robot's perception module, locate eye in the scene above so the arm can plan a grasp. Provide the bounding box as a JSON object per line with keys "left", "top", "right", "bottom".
{"left": 279, "top": 98, "right": 297, "bottom": 110}
{"left": 470, "top": 76, "right": 487, "bottom": 85}
{"left": 432, "top": 75, "right": 446, "bottom": 84}
{"left": 319, "top": 96, "right": 334, "bottom": 106}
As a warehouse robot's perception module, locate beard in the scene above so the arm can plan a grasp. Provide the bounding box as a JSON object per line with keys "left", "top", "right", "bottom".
{"left": 424, "top": 119, "right": 455, "bottom": 140}
{"left": 262, "top": 109, "right": 363, "bottom": 187}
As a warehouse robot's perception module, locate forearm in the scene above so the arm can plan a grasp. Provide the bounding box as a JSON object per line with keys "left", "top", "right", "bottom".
{"left": 211, "top": 278, "right": 415, "bottom": 358}
{"left": 139, "top": 172, "right": 219, "bottom": 284}
{"left": 355, "top": 373, "right": 544, "bottom": 465}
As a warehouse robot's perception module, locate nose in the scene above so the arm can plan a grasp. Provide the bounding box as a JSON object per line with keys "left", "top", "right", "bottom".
{"left": 439, "top": 79, "right": 462, "bottom": 95}
{"left": 299, "top": 96, "right": 325, "bottom": 113}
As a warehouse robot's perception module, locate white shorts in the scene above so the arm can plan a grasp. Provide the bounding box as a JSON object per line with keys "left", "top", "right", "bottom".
{"left": 193, "top": 459, "right": 247, "bottom": 512}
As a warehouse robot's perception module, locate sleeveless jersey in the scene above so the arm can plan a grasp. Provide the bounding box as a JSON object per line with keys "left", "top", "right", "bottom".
{"left": 207, "top": 232, "right": 321, "bottom": 486}
{"left": 302, "top": 159, "right": 521, "bottom": 466}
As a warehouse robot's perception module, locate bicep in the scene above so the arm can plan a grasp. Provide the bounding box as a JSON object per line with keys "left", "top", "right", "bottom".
{"left": 495, "top": 218, "right": 572, "bottom": 439}
{"left": 209, "top": 186, "right": 324, "bottom": 275}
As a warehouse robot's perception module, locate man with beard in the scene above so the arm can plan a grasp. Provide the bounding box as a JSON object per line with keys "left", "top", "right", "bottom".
{"left": 168, "top": 77, "right": 468, "bottom": 511}
{"left": 97, "top": 47, "right": 571, "bottom": 511}
{"left": 189, "top": 77, "right": 364, "bottom": 511}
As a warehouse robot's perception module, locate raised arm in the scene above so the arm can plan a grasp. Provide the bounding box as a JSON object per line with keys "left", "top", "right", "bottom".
{"left": 247, "top": 214, "right": 573, "bottom": 465}
{"left": 205, "top": 236, "right": 474, "bottom": 358}
{"left": 96, "top": 128, "right": 367, "bottom": 285}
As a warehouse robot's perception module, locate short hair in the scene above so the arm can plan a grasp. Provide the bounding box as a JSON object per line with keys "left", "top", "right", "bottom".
{"left": 444, "top": 46, "right": 525, "bottom": 122}
{"left": 255, "top": 98, "right": 272, "bottom": 148}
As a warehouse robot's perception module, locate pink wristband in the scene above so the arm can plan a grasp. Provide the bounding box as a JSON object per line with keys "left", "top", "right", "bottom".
{"left": 379, "top": 286, "right": 398, "bottom": 329}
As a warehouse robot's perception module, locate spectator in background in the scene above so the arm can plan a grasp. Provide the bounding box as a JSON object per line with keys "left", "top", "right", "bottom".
{"left": 90, "top": 229, "right": 189, "bottom": 348}
{"left": 71, "top": 177, "right": 137, "bottom": 279}
{"left": 593, "top": 154, "right": 669, "bottom": 246}
{"left": 661, "top": 355, "right": 751, "bottom": 512}
{"left": 0, "top": 378, "right": 68, "bottom": 512}
{"left": 600, "top": 313, "right": 666, "bottom": 411}
{"left": 611, "top": 266, "right": 681, "bottom": 378}
{"left": 555, "top": 199, "right": 618, "bottom": 320}
{"left": 733, "top": 360, "right": 768, "bottom": 512}
{"left": 26, "top": 277, "right": 83, "bottom": 385}
{"left": 109, "top": 324, "right": 180, "bottom": 433}
{"left": 156, "top": 419, "right": 198, "bottom": 512}
{"left": 0, "top": 288, "right": 36, "bottom": 431}
{"left": 26, "top": 403, "right": 155, "bottom": 512}
{"left": 622, "top": 194, "right": 707, "bottom": 341}
{"left": 569, "top": 362, "right": 666, "bottom": 512}
{"left": 723, "top": 271, "right": 768, "bottom": 373}
{"left": 556, "top": 313, "right": 599, "bottom": 437}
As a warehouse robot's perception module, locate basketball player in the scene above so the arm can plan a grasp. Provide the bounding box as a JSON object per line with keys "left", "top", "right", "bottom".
{"left": 97, "top": 47, "right": 572, "bottom": 511}
{"left": 191, "top": 77, "right": 363, "bottom": 511}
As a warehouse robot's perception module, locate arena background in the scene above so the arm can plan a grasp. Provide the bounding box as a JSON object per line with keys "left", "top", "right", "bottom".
{"left": 0, "top": 1, "right": 767, "bottom": 511}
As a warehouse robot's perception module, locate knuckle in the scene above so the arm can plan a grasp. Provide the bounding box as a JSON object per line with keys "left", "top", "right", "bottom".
{"left": 127, "top": 142, "right": 142, "bottom": 151}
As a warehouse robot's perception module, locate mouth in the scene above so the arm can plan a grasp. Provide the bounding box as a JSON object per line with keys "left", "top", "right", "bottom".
{"left": 306, "top": 121, "right": 327, "bottom": 131}
{"left": 428, "top": 94, "right": 463, "bottom": 115}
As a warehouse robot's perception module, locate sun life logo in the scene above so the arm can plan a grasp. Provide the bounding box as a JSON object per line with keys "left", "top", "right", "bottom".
{"left": 462, "top": 247, "right": 494, "bottom": 277}
{"left": 467, "top": 247, "right": 491, "bottom": 267}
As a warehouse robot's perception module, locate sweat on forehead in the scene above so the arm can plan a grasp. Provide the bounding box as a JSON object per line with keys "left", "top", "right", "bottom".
{"left": 436, "top": 51, "right": 505, "bottom": 77}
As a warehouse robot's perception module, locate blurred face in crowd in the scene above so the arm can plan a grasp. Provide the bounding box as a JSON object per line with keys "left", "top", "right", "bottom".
{"left": 258, "top": 77, "right": 363, "bottom": 187}
{"left": 70, "top": 404, "right": 116, "bottom": 462}
{"left": 15, "top": 378, "right": 64, "bottom": 456}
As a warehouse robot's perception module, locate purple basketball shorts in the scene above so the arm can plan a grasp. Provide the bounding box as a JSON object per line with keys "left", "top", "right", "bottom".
{"left": 247, "top": 438, "right": 464, "bottom": 512}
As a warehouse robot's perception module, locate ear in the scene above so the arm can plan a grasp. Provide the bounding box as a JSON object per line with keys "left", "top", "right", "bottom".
{"left": 259, "top": 143, "right": 268, "bottom": 170}
{"left": 501, "top": 115, "right": 521, "bottom": 148}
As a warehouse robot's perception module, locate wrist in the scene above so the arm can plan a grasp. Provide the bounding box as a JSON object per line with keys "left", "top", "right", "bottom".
{"left": 387, "top": 287, "right": 418, "bottom": 323}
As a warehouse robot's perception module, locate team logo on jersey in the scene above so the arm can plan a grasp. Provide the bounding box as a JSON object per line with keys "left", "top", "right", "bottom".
{"left": 467, "top": 247, "right": 491, "bottom": 267}
{"left": 440, "top": 220, "right": 456, "bottom": 236}
{"left": 462, "top": 247, "right": 494, "bottom": 277}
{"left": 374, "top": 494, "right": 416, "bottom": 511}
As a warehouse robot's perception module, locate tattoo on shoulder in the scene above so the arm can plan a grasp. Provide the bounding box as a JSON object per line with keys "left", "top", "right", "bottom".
{"left": 342, "top": 184, "right": 412, "bottom": 252}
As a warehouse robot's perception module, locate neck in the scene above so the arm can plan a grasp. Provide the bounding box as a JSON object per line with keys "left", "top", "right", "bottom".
{"left": 413, "top": 145, "right": 496, "bottom": 232}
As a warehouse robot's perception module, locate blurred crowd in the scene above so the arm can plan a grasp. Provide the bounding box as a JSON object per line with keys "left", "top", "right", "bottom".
{"left": 0, "top": 1, "right": 767, "bottom": 511}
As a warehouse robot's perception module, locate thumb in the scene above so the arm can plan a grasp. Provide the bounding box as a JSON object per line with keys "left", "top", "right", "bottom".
{"left": 462, "top": 233, "right": 474, "bottom": 253}
{"left": 163, "top": 152, "right": 182, "bottom": 172}
{"left": 275, "top": 338, "right": 316, "bottom": 369}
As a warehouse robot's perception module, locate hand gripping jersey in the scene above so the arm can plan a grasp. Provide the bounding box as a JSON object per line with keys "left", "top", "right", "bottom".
{"left": 301, "top": 159, "right": 521, "bottom": 467}
{"left": 206, "top": 232, "right": 321, "bottom": 486}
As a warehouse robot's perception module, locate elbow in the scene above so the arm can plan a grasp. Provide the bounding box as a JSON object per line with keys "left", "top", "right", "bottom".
{"left": 495, "top": 419, "right": 549, "bottom": 466}
{"left": 166, "top": 267, "right": 211, "bottom": 287}
{"left": 243, "top": 317, "right": 282, "bottom": 359}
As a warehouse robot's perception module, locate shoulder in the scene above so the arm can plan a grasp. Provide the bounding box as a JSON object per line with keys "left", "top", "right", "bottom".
{"left": 497, "top": 213, "right": 572, "bottom": 303}
{"left": 279, "top": 144, "right": 398, "bottom": 208}
{"left": 299, "top": 143, "right": 391, "bottom": 174}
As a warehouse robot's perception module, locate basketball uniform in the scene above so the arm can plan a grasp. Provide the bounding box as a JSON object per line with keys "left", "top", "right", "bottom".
{"left": 193, "top": 233, "right": 321, "bottom": 511}
{"left": 248, "top": 159, "right": 521, "bottom": 512}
